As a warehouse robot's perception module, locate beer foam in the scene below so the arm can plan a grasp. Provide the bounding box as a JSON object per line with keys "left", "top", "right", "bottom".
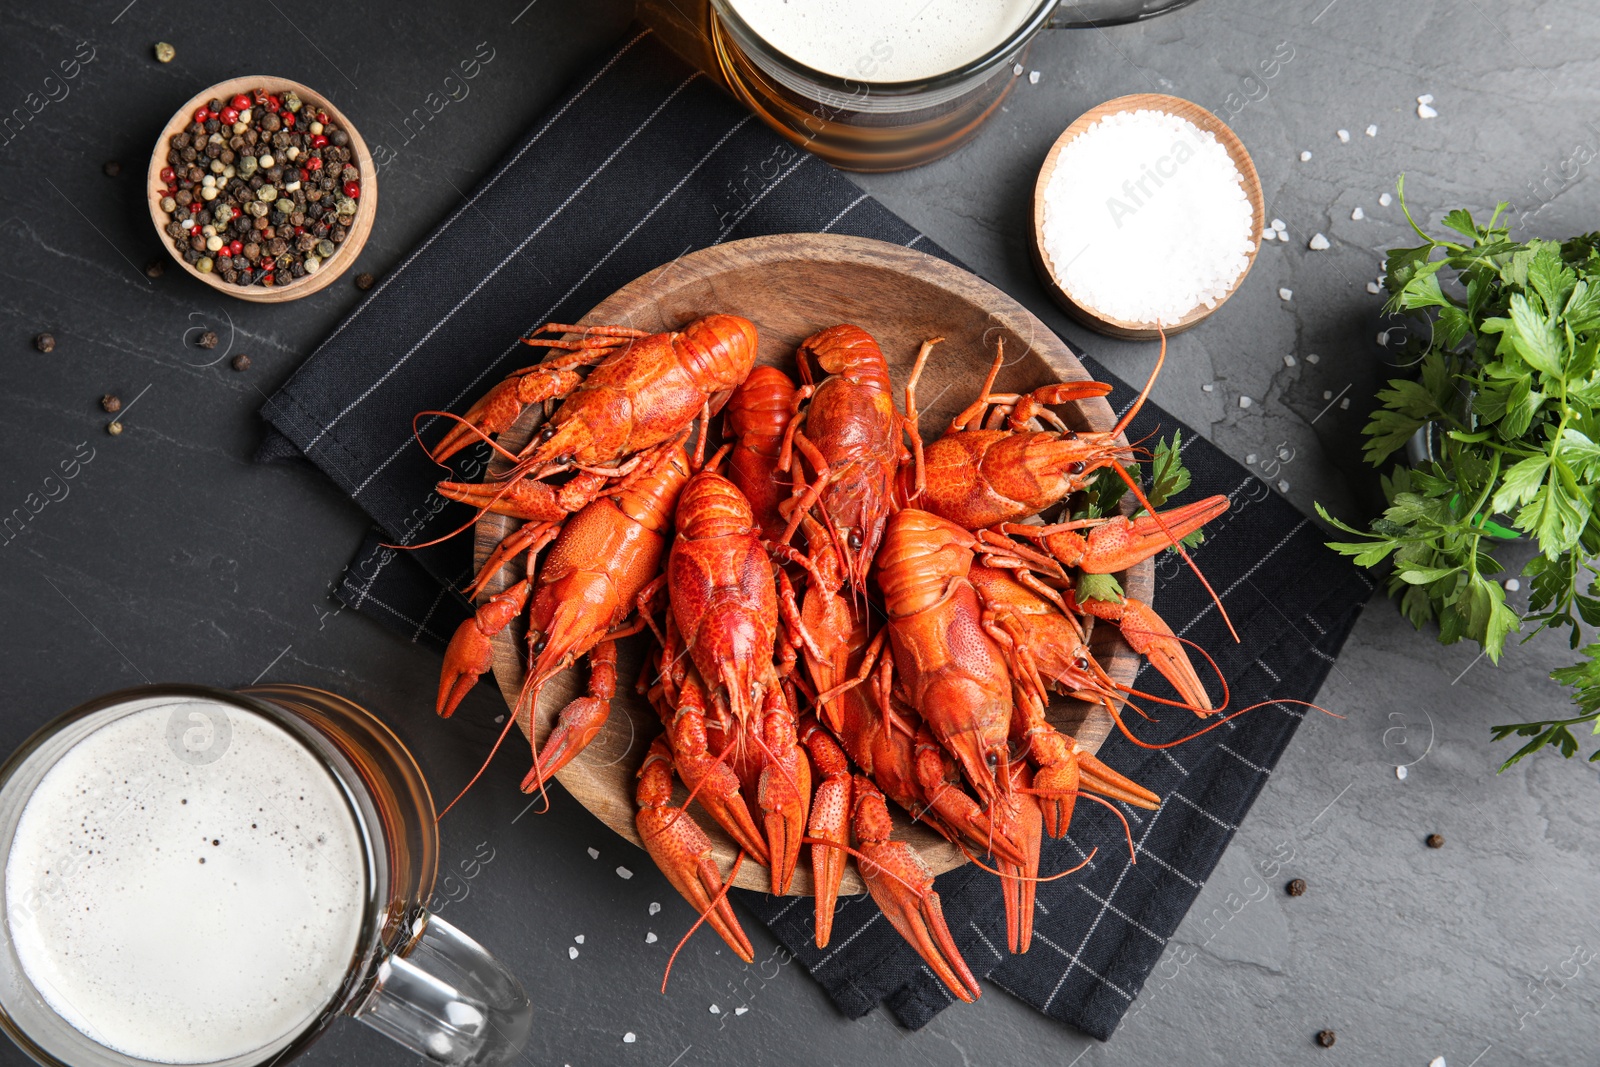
{"left": 6, "top": 701, "right": 367, "bottom": 1063}
{"left": 725, "top": 0, "right": 1038, "bottom": 82}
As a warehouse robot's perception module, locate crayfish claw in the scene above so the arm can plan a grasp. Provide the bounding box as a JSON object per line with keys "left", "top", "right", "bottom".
{"left": 636, "top": 741, "right": 755, "bottom": 963}
{"left": 853, "top": 777, "right": 980, "bottom": 1003}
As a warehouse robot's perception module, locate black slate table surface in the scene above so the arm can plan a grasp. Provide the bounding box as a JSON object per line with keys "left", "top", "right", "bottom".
{"left": 1, "top": 2, "right": 1597, "bottom": 1065}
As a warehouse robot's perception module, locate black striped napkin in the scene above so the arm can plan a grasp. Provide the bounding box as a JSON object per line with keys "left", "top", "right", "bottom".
{"left": 259, "top": 28, "right": 1372, "bottom": 1039}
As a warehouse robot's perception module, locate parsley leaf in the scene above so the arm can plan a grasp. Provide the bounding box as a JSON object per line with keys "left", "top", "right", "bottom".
{"left": 1315, "top": 179, "right": 1600, "bottom": 768}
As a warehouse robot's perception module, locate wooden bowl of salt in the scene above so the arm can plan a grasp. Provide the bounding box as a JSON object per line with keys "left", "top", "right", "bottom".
{"left": 1031, "top": 93, "right": 1264, "bottom": 340}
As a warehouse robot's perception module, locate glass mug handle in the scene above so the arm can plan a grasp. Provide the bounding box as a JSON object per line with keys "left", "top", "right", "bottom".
{"left": 353, "top": 912, "right": 532, "bottom": 1066}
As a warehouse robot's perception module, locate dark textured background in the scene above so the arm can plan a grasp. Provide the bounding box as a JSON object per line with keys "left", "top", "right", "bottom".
{"left": 1, "top": 1, "right": 1597, "bottom": 1064}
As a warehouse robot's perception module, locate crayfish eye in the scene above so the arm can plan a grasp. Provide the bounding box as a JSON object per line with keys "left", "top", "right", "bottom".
{"left": 848, "top": 528, "right": 863, "bottom": 550}
{"left": 1068, "top": 461, "right": 1086, "bottom": 475}
{"left": 530, "top": 633, "right": 548, "bottom": 655}
{"left": 537, "top": 423, "right": 557, "bottom": 442}
{"left": 1075, "top": 656, "right": 1089, "bottom": 671}
{"left": 986, "top": 752, "right": 999, "bottom": 769}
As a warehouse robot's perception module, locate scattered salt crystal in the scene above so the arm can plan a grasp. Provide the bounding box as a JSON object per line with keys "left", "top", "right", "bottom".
{"left": 1308, "top": 233, "right": 1330, "bottom": 251}
{"left": 616, "top": 866, "right": 633, "bottom": 879}
{"left": 1245, "top": 453, "right": 1258, "bottom": 465}
{"left": 574, "top": 934, "right": 585, "bottom": 944}
{"left": 1365, "top": 124, "right": 1378, "bottom": 137}
{"left": 1028, "top": 70, "right": 1040, "bottom": 84}
{"left": 1260, "top": 229, "right": 1276, "bottom": 241}
{"left": 1284, "top": 354, "right": 1296, "bottom": 366}
{"left": 645, "top": 931, "right": 658, "bottom": 943}
{"left": 1239, "top": 396, "right": 1253, "bottom": 409}
{"left": 649, "top": 902, "right": 661, "bottom": 915}
{"left": 1323, "top": 390, "right": 1333, "bottom": 400}
{"left": 1418, "top": 103, "right": 1438, "bottom": 119}
{"left": 569, "top": 947, "right": 579, "bottom": 959}
{"left": 1506, "top": 578, "right": 1522, "bottom": 592}
{"left": 1278, "top": 288, "right": 1293, "bottom": 301}
{"left": 1013, "top": 63, "right": 1023, "bottom": 76}
{"left": 1202, "top": 383, "right": 1215, "bottom": 392}
{"left": 1351, "top": 206, "right": 1365, "bottom": 220}
{"left": 1366, "top": 281, "right": 1381, "bottom": 294}
{"left": 709, "top": 1005, "right": 721, "bottom": 1014}
{"left": 1418, "top": 93, "right": 1434, "bottom": 104}
{"left": 1429, "top": 1058, "right": 1446, "bottom": 1067}
{"left": 1379, "top": 192, "right": 1393, "bottom": 206}
{"left": 1271, "top": 218, "right": 1287, "bottom": 232}
{"left": 1299, "top": 150, "right": 1312, "bottom": 162}
{"left": 1339, "top": 397, "right": 1351, "bottom": 410}
{"left": 1306, "top": 353, "right": 1320, "bottom": 364}
{"left": 1396, "top": 765, "right": 1408, "bottom": 780}
{"left": 1039, "top": 108, "right": 1255, "bottom": 325}
{"left": 586, "top": 847, "right": 599, "bottom": 859}
{"left": 623, "top": 1033, "right": 636, "bottom": 1044}
{"left": 1277, "top": 480, "right": 1290, "bottom": 493}
{"left": 735, "top": 1006, "right": 749, "bottom": 1016}
{"left": 1337, "top": 128, "right": 1350, "bottom": 142}
{"left": 494, "top": 714, "right": 505, "bottom": 723}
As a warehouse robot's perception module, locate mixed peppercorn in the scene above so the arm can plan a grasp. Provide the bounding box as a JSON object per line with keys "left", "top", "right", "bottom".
{"left": 155, "top": 88, "right": 361, "bottom": 288}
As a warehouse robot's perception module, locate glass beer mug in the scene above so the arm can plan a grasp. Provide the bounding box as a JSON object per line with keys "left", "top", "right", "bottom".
{"left": 0, "top": 684, "right": 531, "bottom": 1067}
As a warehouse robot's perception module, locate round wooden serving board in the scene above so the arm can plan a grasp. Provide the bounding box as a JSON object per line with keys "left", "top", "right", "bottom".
{"left": 476, "top": 233, "right": 1152, "bottom": 894}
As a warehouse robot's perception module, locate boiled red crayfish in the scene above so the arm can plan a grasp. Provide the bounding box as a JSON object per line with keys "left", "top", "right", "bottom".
{"left": 421, "top": 313, "right": 1249, "bottom": 1007}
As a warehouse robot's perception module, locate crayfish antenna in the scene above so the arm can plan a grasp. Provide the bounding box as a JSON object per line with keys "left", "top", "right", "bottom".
{"left": 1103, "top": 696, "right": 1342, "bottom": 751}
{"left": 661, "top": 850, "right": 748, "bottom": 993}
{"left": 437, "top": 708, "right": 525, "bottom": 820}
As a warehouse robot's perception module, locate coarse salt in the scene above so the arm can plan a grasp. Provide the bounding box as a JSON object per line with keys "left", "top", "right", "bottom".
{"left": 1365, "top": 124, "right": 1378, "bottom": 137}
{"left": 645, "top": 931, "right": 658, "bottom": 943}
{"left": 1028, "top": 70, "right": 1040, "bottom": 84}
{"left": 1202, "top": 383, "right": 1214, "bottom": 391}
{"left": 1323, "top": 390, "right": 1333, "bottom": 400}
{"left": 1308, "top": 233, "right": 1330, "bottom": 251}
{"left": 1306, "top": 353, "right": 1319, "bottom": 363}
{"left": 1239, "top": 396, "right": 1253, "bottom": 409}
{"left": 1337, "top": 128, "right": 1350, "bottom": 142}
{"left": 1039, "top": 108, "right": 1254, "bottom": 325}
{"left": 1284, "top": 354, "right": 1296, "bottom": 366}
{"left": 1396, "top": 765, "right": 1408, "bottom": 780}
{"left": 1339, "top": 397, "right": 1351, "bottom": 410}
{"left": 1013, "top": 63, "right": 1023, "bottom": 76}
{"left": 1299, "top": 150, "right": 1312, "bottom": 162}
{"left": 1366, "top": 281, "right": 1381, "bottom": 294}
{"left": 1261, "top": 229, "right": 1276, "bottom": 242}
{"left": 1418, "top": 103, "right": 1438, "bottom": 119}
{"left": 1277, "top": 479, "right": 1290, "bottom": 492}
{"left": 1506, "top": 578, "right": 1521, "bottom": 592}
{"left": 1418, "top": 93, "right": 1434, "bottom": 104}
{"left": 1278, "top": 288, "right": 1293, "bottom": 301}
{"left": 1271, "top": 218, "right": 1287, "bottom": 233}
{"left": 1379, "top": 192, "right": 1393, "bottom": 206}
{"left": 1351, "top": 206, "right": 1365, "bottom": 220}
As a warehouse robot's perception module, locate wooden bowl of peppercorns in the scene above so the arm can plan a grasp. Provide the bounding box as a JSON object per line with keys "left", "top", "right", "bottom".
{"left": 146, "top": 76, "right": 376, "bottom": 302}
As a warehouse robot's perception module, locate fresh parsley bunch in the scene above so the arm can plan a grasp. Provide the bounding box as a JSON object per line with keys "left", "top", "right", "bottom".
{"left": 1317, "top": 178, "right": 1600, "bottom": 768}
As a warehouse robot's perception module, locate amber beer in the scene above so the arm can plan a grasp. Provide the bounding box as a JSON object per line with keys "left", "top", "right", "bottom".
{"left": 709, "top": 0, "right": 1058, "bottom": 171}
